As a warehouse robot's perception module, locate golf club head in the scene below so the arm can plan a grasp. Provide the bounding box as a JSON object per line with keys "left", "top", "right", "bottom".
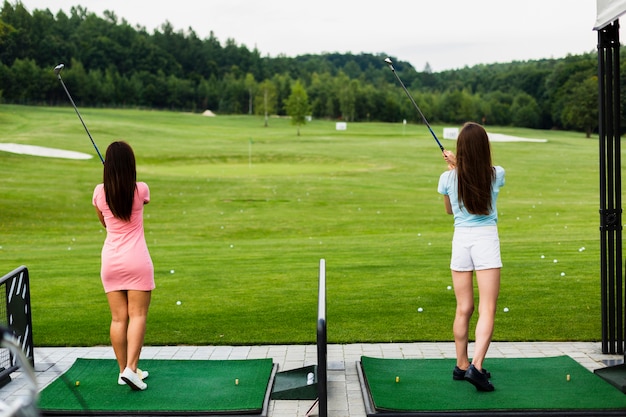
{"left": 54, "top": 64, "right": 64, "bottom": 77}
{"left": 384, "top": 57, "right": 395, "bottom": 70}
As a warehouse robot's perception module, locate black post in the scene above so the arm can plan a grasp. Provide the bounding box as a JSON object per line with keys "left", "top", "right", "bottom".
{"left": 317, "top": 259, "right": 327, "bottom": 417}
{"left": 598, "top": 20, "right": 623, "bottom": 355}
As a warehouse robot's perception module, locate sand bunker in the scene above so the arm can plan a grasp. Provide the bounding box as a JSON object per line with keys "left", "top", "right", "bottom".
{"left": 487, "top": 133, "right": 547, "bottom": 143}
{"left": 0, "top": 143, "right": 93, "bottom": 160}
{"left": 443, "top": 128, "right": 547, "bottom": 143}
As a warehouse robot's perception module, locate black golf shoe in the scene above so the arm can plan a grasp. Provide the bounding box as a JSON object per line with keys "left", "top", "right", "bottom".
{"left": 464, "top": 364, "right": 495, "bottom": 391}
{"left": 453, "top": 365, "right": 490, "bottom": 380}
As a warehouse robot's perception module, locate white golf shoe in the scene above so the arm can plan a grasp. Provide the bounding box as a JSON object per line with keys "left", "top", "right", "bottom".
{"left": 118, "top": 368, "right": 149, "bottom": 385}
{"left": 120, "top": 367, "right": 148, "bottom": 390}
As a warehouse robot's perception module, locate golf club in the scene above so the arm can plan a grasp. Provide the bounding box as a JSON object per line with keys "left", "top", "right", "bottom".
{"left": 54, "top": 63, "right": 105, "bottom": 164}
{"left": 384, "top": 57, "right": 444, "bottom": 152}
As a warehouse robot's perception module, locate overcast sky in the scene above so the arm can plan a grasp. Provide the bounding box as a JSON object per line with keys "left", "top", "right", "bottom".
{"left": 17, "top": 0, "right": 613, "bottom": 72}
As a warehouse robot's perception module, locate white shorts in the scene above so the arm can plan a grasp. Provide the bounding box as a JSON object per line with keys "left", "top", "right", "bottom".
{"left": 450, "top": 226, "right": 502, "bottom": 271}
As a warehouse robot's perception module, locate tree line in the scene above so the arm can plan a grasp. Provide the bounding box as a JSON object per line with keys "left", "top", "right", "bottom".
{"left": 0, "top": 1, "right": 618, "bottom": 135}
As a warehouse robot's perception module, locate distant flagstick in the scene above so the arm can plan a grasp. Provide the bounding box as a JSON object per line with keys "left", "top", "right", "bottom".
{"left": 248, "top": 138, "right": 253, "bottom": 168}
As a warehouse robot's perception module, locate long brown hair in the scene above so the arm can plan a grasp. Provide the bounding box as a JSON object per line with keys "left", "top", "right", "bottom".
{"left": 103, "top": 141, "right": 137, "bottom": 221}
{"left": 455, "top": 122, "right": 494, "bottom": 215}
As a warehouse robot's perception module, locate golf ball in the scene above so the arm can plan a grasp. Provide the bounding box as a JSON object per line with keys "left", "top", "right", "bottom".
{"left": 418, "top": 307, "right": 423, "bottom": 312}
{"left": 503, "top": 307, "right": 510, "bottom": 312}
{"left": 560, "top": 272, "right": 565, "bottom": 276}
{"left": 447, "top": 286, "right": 452, "bottom": 290}
{"left": 75, "top": 381, "right": 80, "bottom": 386}
{"left": 170, "top": 269, "right": 175, "bottom": 274}
{"left": 176, "top": 301, "right": 182, "bottom": 305}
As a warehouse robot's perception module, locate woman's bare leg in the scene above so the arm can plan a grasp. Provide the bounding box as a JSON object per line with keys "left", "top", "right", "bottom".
{"left": 106, "top": 291, "right": 129, "bottom": 373}
{"left": 452, "top": 270, "right": 475, "bottom": 370}
{"left": 471, "top": 268, "right": 501, "bottom": 370}
{"left": 125, "top": 290, "right": 151, "bottom": 371}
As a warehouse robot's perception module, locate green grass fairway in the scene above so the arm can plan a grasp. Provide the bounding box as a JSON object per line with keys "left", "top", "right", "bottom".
{"left": 0, "top": 104, "right": 604, "bottom": 346}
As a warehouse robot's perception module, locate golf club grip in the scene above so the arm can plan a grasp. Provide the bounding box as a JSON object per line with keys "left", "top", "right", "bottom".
{"left": 427, "top": 125, "right": 445, "bottom": 152}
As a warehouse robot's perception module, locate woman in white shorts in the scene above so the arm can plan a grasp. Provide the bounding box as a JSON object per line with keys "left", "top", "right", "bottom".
{"left": 438, "top": 122, "right": 505, "bottom": 392}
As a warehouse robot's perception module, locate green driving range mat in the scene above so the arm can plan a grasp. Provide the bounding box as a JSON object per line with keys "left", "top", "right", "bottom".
{"left": 359, "top": 355, "right": 626, "bottom": 413}
{"left": 38, "top": 358, "right": 275, "bottom": 415}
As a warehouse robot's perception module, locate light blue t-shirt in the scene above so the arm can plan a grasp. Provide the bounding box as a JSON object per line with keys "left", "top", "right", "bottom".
{"left": 438, "top": 166, "right": 505, "bottom": 227}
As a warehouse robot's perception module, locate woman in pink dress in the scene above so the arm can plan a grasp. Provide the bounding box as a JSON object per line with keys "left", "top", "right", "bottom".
{"left": 93, "top": 141, "right": 154, "bottom": 391}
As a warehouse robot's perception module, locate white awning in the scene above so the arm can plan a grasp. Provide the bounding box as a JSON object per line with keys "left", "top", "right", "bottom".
{"left": 595, "top": 0, "right": 626, "bottom": 30}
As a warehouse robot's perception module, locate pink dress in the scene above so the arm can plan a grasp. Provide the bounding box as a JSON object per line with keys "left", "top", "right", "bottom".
{"left": 92, "top": 182, "right": 155, "bottom": 293}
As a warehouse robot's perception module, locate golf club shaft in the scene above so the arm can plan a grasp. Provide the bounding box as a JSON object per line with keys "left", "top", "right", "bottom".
{"left": 55, "top": 67, "right": 104, "bottom": 164}
{"left": 385, "top": 59, "right": 444, "bottom": 152}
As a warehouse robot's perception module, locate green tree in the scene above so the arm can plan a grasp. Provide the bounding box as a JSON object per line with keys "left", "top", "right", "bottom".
{"left": 0, "top": 1, "right": 34, "bottom": 64}
{"left": 561, "top": 76, "right": 598, "bottom": 137}
{"left": 308, "top": 72, "right": 336, "bottom": 119}
{"left": 8, "top": 58, "right": 44, "bottom": 103}
{"left": 219, "top": 72, "right": 246, "bottom": 114}
{"left": 481, "top": 91, "right": 513, "bottom": 126}
{"left": 545, "top": 54, "right": 596, "bottom": 129}
{"left": 284, "top": 80, "right": 310, "bottom": 136}
{"left": 437, "top": 89, "right": 475, "bottom": 124}
{"left": 510, "top": 92, "right": 541, "bottom": 128}
{"left": 244, "top": 72, "right": 256, "bottom": 115}
{"left": 166, "top": 74, "right": 195, "bottom": 110}
{"left": 254, "top": 79, "right": 277, "bottom": 127}
{"left": 355, "top": 83, "right": 380, "bottom": 121}
{"left": 338, "top": 76, "right": 358, "bottom": 122}
{"left": 197, "top": 74, "right": 220, "bottom": 112}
